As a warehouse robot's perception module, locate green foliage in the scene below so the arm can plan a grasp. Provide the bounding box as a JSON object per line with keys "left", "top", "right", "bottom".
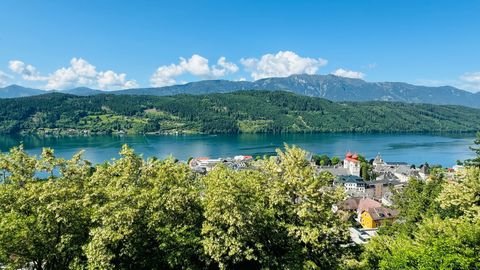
{"left": 360, "top": 216, "right": 480, "bottom": 270}
{"left": 1, "top": 143, "right": 478, "bottom": 269}
{"left": 392, "top": 174, "right": 445, "bottom": 227}
{"left": 355, "top": 167, "right": 480, "bottom": 270}
{"left": 1, "top": 91, "right": 480, "bottom": 135}
{"left": 331, "top": 156, "right": 341, "bottom": 165}
{"left": 436, "top": 167, "right": 480, "bottom": 221}
{"left": 357, "top": 155, "right": 374, "bottom": 180}
{"left": 312, "top": 154, "right": 331, "bottom": 166}
{"left": 0, "top": 147, "right": 91, "bottom": 270}
{"left": 262, "top": 145, "right": 349, "bottom": 269}
{"left": 202, "top": 167, "right": 276, "bottom": 269}
{"left": 0, "top": 144, "right": 350, "bottom": 269}
{"left": 84, "top": 145, "right": 204, "bottom": 269}
{"left": 202, "top": 145, "right": 349, "bottom": 269}
{"left": 465, "top": 131, "right": 480, "bottom": 167}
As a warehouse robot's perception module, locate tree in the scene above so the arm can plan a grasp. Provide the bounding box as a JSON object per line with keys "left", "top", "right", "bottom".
{"left": 436, "top": 167, "right": 480, "bottom": 221}
{"left": 465, "top": 132, "right": 480, "bottom": 167}
{"left": 202, "top": 145, "right": 349, "bottom": 269}
{"left": 357, "top": 155, "right": 374, "bottom": 180}
{"left": 392, "top": 173, "right": 445, "bottom": 227}
{"left": 263, "top": 145, "right": 349, "bottom": 269}
{"left": 37, "top": 147, "right": 65, "bottom": 178}
{"left": 312, "top": 154, "right": 331, "bottom": 166}
{"left": 331, "top": 156, "right": 341, "bottom": 166}
{"left": 202, "top": 166, "right": 277, "bottom": 269}
{"left": 84, "top": 145, "right": 204, "bottom": 269}
{"left": 0, "top": 148, "right": 91, "bottom": 270}
{"left": 359, "top": 217, "right": 480, "bottom": 270}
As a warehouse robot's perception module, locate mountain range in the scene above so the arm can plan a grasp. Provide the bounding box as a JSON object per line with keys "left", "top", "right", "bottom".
{"left": 2, "top": 74, "right": 480, "bottom": 108}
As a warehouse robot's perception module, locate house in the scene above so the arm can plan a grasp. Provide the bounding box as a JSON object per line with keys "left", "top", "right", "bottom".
{"left": 373, "top": 153, "right": 428, "bottom": 181}
{"left": 336, "top": 197, "right": 361, "bottom": 212}
{"left": 189, "top": 157, "right": 224, "bottom": 172}
{"left": 452, "top": 165, "right": 465, "bottom": 172}
{"left": 360, "top": 207, "right": 399, "bottom": 229}
{"left": 356, "top": 197, "right": 382, "bottom": 221}
{"left": 368, "top": 176, "right": 403, "bottom": 200}
{"left": 336, "top": 197, "right": 383, "bottom": 223}
{"left": 334, "top": 175, "right": 367, "bottom": 196}
{"left": 189, "top": 155, "right": 253, "bottom": 173}
{"left": 343, "top": 152, "right": 361, "bottom": 176}
{"left": 234, "top": 155, "right": 253, "bottom": 162}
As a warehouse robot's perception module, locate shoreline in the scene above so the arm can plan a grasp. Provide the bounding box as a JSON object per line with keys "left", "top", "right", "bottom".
{"left": 8, "top": 129, "right": 479, "bottom": 138}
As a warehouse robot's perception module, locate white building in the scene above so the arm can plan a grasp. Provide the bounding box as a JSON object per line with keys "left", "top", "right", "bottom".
{"left": 372, "top": 153, "right": 386, "bottom": 169}
{"left": 189, "top": 157, "right": 223, "bottom": 172}
{"left": 334, "top": 175, "right": 367, "bottom": 197}
{"left": 344, "top": 152, "right": 361, "bottom": 176}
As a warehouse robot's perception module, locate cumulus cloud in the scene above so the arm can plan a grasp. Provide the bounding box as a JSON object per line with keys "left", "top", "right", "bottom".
{"left": 97, "top": 70, "right": 138, "bottom": 90}
{"left": 150, "top": 54, "right": 238, "bottom": 87}
{"left": 212, "top": 57, "right": 239, "bottom": 77}
{"left": 150, "top": 64, "right": 184, "bottom": 87}
{"left": 8, "top": 60, "right": 48, "bottom": 81}
{"left": 8, "top": 58, "right": 137, "bottom": 90}
{"left": 459, "top": 72, "right": 480, "bottom": 91}
{"left": 331, "top": 68, "right": 365, "bottom": 79}
{"left": 47, "top": 58, "right": 138, "bottom": 90}
{"left": 0, "top": 71, "right": 12, "bottom": 87}
{"left": 240, "top": 51, "right": 328, "bottom": 80}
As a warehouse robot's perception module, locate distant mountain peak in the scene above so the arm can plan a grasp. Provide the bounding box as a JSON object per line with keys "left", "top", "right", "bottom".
{"left": 0, "top": 76, "right": 479, "bottom": 108}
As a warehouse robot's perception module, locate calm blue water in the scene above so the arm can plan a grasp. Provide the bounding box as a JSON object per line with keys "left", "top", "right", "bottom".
{"left": 0, "top": 133, "right": 475, "bottom": 167}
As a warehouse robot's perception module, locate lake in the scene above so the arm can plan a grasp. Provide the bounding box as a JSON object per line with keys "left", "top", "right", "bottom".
{"left": 0, "top": 133, "right": 475, "bottom": 167}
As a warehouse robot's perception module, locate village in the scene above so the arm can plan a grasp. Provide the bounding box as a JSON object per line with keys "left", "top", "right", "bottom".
{"left": 188, "top": 151, "right": 466, "bottom": 245}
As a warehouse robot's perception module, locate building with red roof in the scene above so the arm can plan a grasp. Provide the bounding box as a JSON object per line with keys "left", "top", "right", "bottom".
{"left": 343, "top": 152, "right": 361, "bottom": 176}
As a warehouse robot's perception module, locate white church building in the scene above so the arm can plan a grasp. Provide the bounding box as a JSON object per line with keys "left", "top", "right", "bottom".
{"left": 343, "top": 152, "right": 361, "bottom": 176}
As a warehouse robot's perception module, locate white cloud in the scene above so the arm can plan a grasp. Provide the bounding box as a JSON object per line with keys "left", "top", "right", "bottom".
{"left": 150, "top": 54, "right": 238, "bottom": 87}
{"left": 212, "top": 56, "right": 239, "bottom": 77}
{"left": 150, "top": 64, "right": 184, "bottom": 87}
{"left": 331, "top": 68, "right": 365, "bottom": 79}
{"left": 9, "top": 58, "right": 137, "bottom": 90}
{"left": 240, "top": 51, "right": 328, "bottom": 80}
{"left": 98, "top": 70, "right": 138, "bottom": 89}
{"left": 0, "top": 71, "right": 12, "bottom": 87}
{"left": 8, "top": 60, "right": 48, "bottom": 81}
{"left": 179, "top": 54, "right": 211, "bottom": 76}
{"left": 459, "top": 72, "right": 480, "bottom": 91}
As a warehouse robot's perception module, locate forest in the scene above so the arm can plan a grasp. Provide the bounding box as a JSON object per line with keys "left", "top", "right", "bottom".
{"left": 0, "top": 140, "right": 478, "bottom": 269}
{"left": 0, "top": 91, "right": 480, "bottom": 135}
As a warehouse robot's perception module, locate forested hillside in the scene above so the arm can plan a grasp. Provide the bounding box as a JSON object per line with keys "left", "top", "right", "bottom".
{"left": 0, "top": 90, "right": 479, "bottom": 135}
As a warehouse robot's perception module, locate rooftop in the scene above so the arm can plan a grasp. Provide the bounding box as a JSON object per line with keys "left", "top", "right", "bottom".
{"left": 335, "top": 175, "right": 366, "bottom": 184}
{"left": 365, "top": 207, "right": 399, "bottom": 221}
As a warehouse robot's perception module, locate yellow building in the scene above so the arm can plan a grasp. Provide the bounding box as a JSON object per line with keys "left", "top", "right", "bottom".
{"left": 360, "top": 207, "right": 399, "bottom": 229}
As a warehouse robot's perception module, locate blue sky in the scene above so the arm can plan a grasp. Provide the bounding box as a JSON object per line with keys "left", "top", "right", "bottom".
{"left": 1, "top": 0, "right": 479, "bottom": 91}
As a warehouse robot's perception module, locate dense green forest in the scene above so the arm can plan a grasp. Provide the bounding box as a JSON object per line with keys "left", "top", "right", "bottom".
{"left": 0, "top": 91, "right": 480, "bottom": 135}
{"left": 0, "top": 144, "right": 478, "bottom": 269}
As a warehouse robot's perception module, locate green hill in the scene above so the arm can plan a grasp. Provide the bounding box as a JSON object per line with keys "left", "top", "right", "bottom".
{"left": 0, "top": 91, "right": 479, "bottom": 135}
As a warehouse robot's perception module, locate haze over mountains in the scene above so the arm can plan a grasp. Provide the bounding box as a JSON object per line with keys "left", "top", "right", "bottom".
{"left": 2, "top": 74, "right": 480, "bottom": 108}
